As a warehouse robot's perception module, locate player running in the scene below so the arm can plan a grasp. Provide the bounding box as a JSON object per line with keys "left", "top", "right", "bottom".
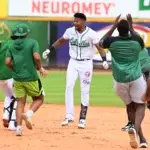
{"left": 0, "top": 35, "right": 17, "bottom": 131}
{"left": 100, "top": 14, "right": 147, "bottom": 148}
{"left": 42, "top": 13, "right": 109, "bottom": 129}
{"left": 122, "top": 47, "right": 150, "bottom": 133}
{"left": 5, "top": 23, "right": 48, "bottom": 136}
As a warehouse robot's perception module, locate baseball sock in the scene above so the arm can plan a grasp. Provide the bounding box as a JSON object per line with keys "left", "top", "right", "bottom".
{"left": 79, "top": 104, "right": 88, "bottom": 120}
{"left": 26, "top": 110, "right": 34, "bottom": 119}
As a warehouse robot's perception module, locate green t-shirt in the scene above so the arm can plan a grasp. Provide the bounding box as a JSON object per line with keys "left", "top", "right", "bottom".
{"left": 0, "top": 40, "right": 12, "bottom": 80}
{"left": 6, "top": 38, "right": 40, "bottom": 82}
{"left": 139, "top": 48, "right": 150, "bottom": 72}
{"left": 102, "top": 35, "right": 144, "bottom": 83}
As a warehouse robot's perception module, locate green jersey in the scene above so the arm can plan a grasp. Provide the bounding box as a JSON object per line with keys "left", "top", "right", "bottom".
{"left": 6, "top": 38, "right": 40, "bottom": 82}
{"left": 0, "top": 40, "right": 12, "bottom": 80}
{"left": 102, "top": 35, "right": 144, "bottom": 83}
{"left": 139, "top": 48, "right": 150, "bottom": 72}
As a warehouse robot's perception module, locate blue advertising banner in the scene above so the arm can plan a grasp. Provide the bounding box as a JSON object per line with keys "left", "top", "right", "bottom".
{"left": 56, "top": 21, "right": 150, "bottom": 66}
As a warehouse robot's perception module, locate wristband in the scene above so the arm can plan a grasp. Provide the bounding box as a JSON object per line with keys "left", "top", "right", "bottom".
{"left": 102, "top": 56, "right": 106, "bottom": 61}
{"left": 49, "top": 46, "right": 55, "bottom": 52}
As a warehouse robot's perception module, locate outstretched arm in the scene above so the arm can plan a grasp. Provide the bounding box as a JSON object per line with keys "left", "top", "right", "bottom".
{"left": 126, "top": 14, "right": 136, "bottom": 36}
{"left": 99, "top": 14, "right": 121, "bottom": 47}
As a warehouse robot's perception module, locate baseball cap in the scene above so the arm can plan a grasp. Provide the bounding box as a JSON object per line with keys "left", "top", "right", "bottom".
{"left": 13, "top": 23, "right": 30, "bottom": 36}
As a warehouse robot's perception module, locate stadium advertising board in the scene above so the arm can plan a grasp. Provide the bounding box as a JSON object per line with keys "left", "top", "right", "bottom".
{"left": 56, "top": 22, "right": 150, "bottom": 66}
{"left": 8, "top": 0, "right": 150, "bottom": 21}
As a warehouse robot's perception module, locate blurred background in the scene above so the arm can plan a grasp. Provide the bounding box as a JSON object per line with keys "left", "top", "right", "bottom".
{"left": 0, "top": 0, "right": 150, "bottom": 69}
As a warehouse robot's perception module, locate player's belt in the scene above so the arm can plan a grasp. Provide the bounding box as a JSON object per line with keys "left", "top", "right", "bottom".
{"left": 75, "top": 58, "right": 90, "bottom": 61}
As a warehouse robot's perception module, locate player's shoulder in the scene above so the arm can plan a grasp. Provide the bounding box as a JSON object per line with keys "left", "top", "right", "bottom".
{"left": 65, "top": 26, "right": 75, "bottom": 32}
{"left": 88, "top": 27, "right": 96, "bottom": 32}
{"left": 26, "top": 38, "right": 38, "bottom": 44}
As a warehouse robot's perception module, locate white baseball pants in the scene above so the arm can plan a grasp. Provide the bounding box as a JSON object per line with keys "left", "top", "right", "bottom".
{"left": 65, "top": 58, "right": 93, "bottom": 120}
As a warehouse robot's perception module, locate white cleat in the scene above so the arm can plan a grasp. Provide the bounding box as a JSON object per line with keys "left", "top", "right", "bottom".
{"left": 78, "top": 119, "right": 86, "bottom": 129}
{"left": 22, "top": 113, "right": 32, "bottom": 130}
{"left": 61, "top": 118, "right": 74, "bottom": 126}
{"left": 128, "top": 127, "right": 138, "bottom": 149}
{"left": 16, "top": 126, "right": 23, "bottom": 136}
{"left": 8, "top": 121, "right": 17, "bottom": 131}
{"left": 140, "top": 141, "right": 148, "bottom": 148}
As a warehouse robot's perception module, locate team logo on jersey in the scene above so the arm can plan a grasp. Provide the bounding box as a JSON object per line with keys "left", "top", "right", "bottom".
{"left": 0, "top": 22, "right": 11, "bottom": 43}
{"left": 85, "top": 71, "right": 90, "bottom": 77}
{"left": 70, "top": 37, "right": 90, "bottom": 47}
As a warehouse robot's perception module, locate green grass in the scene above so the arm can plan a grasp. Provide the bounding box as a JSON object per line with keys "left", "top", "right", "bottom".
{"left": 0, "top": 71, "right": 124, "bottom": 107}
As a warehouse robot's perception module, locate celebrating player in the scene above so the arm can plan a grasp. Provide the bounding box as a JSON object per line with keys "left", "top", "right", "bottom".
{"left": 100, "top": 14, "right": 147, "bottom": 148}
{"left": 42, "top": 13, "right": 109, "bottom": 129}
{"left": 122, "top": 47, "right": 150, "bottom": 133}
{"left": 5, "top": 23, "right": 48, "bottom": 136}
{"left": 0, "top": 32, "right": 18, "bottom": 131}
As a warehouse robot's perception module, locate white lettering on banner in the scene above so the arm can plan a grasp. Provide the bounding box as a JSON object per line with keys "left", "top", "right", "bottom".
{"left": 31, "top": 0, "right": 115, "bottom": 16}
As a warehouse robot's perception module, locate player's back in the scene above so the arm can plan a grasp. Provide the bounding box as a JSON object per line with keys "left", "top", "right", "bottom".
{"left": 109, "top": 36, "right": 143, "bottom": 82}
{"left": 0, "top": 40, "right": 12, "bottom": 80}
{"left": 9, "top": 38, "right": 39, "bottom": 82}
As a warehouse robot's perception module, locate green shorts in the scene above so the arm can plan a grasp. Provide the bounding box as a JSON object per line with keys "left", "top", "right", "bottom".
{"left": 14, "top": 79, "right": 44, "bottom": 98}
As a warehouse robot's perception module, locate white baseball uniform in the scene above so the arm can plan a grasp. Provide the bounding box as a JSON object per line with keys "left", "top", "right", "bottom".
{"left": 63, "top": 26, "right": 100, "bottom": 120}
{"left": 0, "top": 78, "right": 17, "bottom": 130}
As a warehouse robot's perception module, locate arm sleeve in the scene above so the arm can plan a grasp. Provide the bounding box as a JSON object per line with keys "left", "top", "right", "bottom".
{"left": 32, "top": 40, "right": 40, "bottom": 53}
{"left": 136, "top": 36, "right": 144, "bottom": 49}
{"left": 102, "top": 37, "right": 113, "bottom": 49}
{"left": 62, "top": 28, "right": 70, "bottom": 40}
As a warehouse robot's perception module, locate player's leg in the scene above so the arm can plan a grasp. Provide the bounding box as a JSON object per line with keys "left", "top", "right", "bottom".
{"left": 121, "top": 107, "right": 132, "bottom": 131}
{"left": 22, "top": 79, "right": 44, "bottom": 130}
{"left": 78, "top": 60, "right": 93, "bottom": 129}
{"left": 114, "top": 80, "right": 138, "bottom": 148}
{"left": 13, "top": 80, "right": 27, "bottom": 136}
{"left": 1, "top": 79, "right": 16, "bottom": 129}
{"left": 130, "top": 75, "right": 147, "bottom": 148}
{"left": 113, "top": 80, "right": 132, "bottom": 131}
{"left": 6, "top": 79, "right": 17, "bottom": 130}
{"left": 61, "top": 59, "right": 78, "bottom": 126}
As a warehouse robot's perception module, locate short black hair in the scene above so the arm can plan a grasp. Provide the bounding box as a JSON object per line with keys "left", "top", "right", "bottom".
{"left": 74, "top": 13, "right": 86, "bottom": 21}
{"left": 117, "top": 19, "right": 129, "bottom": 36}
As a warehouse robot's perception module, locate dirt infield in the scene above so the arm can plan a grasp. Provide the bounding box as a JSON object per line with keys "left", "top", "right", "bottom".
{"left": 0, "top": 104, "right": 150, "bottom": 150}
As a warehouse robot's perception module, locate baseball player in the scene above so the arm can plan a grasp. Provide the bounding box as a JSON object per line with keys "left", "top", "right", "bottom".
{"left": 5, "top": 23, "right": 48, "bottom": 136}
{"left": 42, "top": 13, "right": 109, "bottom": 129}
{"left": 100, "top": 14, "right": 147, "bottom": 148}
{"left": 122, "top": 48, "right": 150, "bottom": 134}
{"left": 0, "top": 37, "right": 17, "bottom": 131}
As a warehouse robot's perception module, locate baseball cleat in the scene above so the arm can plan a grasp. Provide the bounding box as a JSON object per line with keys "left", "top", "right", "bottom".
{"left": 2, "top": 119, "right": 9, "bottom": 128}
{"left": 22, "top": 113, "right": 32, "bottom": 130}
{"left": 2, "top": 111, "right": 10, "bottom": 128}
{"left": 121, "top": 122, "right": 132, "bottom": 131}
{"left": 140, "top": 140, "right": 148, "bottom": 148}
{"left": 78, "top": 119, "right": 86, "bottom": 129}
{"left": 61, "top": 118, "right": 74, "bottom": 126}
{"left": 128, "top": 127, "right": 138, "bottom": 149}
{"left": 16, "top": 126, "right": 23, "bottom": 136}
{"left": 8, "top": 121, "right": 17, "bottom": 131}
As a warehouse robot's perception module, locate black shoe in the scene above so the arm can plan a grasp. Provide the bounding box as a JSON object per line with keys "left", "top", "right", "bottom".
{"left": 121, "top": 122, "right": 132, "bottom": 131}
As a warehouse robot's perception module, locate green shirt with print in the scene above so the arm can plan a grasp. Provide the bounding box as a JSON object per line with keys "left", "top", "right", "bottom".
{"left": 6, "top": 38, "right": 40, "bottom": 82}
{"left": 102, "top": 35, "right": 144, "bottom": 83}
